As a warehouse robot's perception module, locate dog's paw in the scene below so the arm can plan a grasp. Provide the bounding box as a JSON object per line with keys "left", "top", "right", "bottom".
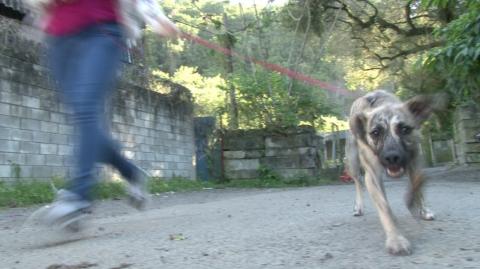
{"left": 386, "top": 235, "right": 412, "bottom": 256}
{"left": 409, "top": 206, "right": 435, "bottom": 221}
{"left": 353, "top": 209, "right": 363, "bottom": 217}
{"left": 420, "top": 208, "right": 435, "bottom": 221}
{"left": 353, "top": 205, "right": 363, "bottom": 217}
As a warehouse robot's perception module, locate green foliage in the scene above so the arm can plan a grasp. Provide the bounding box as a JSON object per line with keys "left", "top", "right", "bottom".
{"left": 144, "top": 0, "right": 348, "bottom": 131}
{"left": 279, "top": 0, "right": 326, "bottom": 37}
{"left": 219, "top": 176, "right": 334, "bottom": 188}
{"left": 397, "top": 0, "right": 478, "bottom": 145}
{"left": 0, "top": 176, "right": 336, "bottom": 208}
{"left": 0, "top": 180, "right": 56, "bottom": 208}
{"left": 148, "top": 177, "right": 216, "bottom": 193}
{"left": 93, "top": 181, "right": 126, "bottom": 200}
{"left": 151, "top": 67, "right": 226, "bottom": 117}
{"left": 423, "top": 1, "right": 480, "bottom": 105}
{"left": 233, "top": 70, "right": 338, "bottom": 129}
{"left": 319, "top": 116, "right": 349, "bottom": 132}
{"left": 257, "top": 164, "right": 280, "bottom": 181}
{"left": 421, "top": 0, "right": 461, "bottom": 8}
{"left": 8, "top": 161, "right": 21, "bottom": 179}
{"left": 144, "top": 0, "right": 478, "bottom": 133}
{"left": 0, "top": 178, "right": 126, "bottom": 208}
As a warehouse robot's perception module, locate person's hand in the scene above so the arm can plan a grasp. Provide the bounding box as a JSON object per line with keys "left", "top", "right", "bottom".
{"left": 153, "top": 16, "right": 180, "bottom": 38}
{"left": 24, "top": 0, "right": 54, "bottom": 10}
{"left": 136, "top": 0, "right": 181, "bottom": 39}
{"left": 25, "top": 0, "right": 75, "bottom": 11}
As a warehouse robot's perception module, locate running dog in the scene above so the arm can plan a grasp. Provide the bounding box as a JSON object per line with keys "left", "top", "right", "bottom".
{"left": 346, "top": 90, "right": 444, "bottom": 255}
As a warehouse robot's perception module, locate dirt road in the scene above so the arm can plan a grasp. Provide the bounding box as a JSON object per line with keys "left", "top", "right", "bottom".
{"left": 0, "top": 166, "right": 479, "bottom": 269}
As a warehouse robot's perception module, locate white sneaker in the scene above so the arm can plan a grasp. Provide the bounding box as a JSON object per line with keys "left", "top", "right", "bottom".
{"left": 41, "top": 190, "right": 91, "bottom": 231}
{"left": 126, "top": 167, "right": 150, "bottom": 210}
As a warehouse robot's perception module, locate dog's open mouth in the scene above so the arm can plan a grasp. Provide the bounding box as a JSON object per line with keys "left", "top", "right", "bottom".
{"left": 386, "top": 165, "right": 405, "bottom": 178}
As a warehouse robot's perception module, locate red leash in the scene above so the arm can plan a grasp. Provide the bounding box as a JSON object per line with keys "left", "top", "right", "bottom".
{"left": 100, "top": 28, "right": 351, "bottom": 96}
{"left": 180, "top": 32, "right": 351, "bottom": 96}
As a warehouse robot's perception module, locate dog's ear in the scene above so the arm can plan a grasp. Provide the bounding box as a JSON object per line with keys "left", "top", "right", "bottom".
{"left": 404, "top": 94, "right": 447, "bottom": 127}
{"left": 349, "top": 113, "right": 367, "bottom": 142}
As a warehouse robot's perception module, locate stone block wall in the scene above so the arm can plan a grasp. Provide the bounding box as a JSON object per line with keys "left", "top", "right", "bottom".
{"left": 0, "top": 16, "right": 195, "bottom": 180}
{"left": 108, "top": 82, "right": 195, "bottom": 179}
{"left": 454, "top": 104, "right": 480, "bottom": 166}
{"left": 430, "top": 139, "right": 455, "bottom": 165}
{"left": 223, "top": 127, "right": 322, "bottom": 179}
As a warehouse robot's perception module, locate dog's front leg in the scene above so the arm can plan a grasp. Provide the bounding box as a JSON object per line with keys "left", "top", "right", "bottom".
{"left": 364, "top": 171, "right": 411, "bottom": 255}
{"left": 406, "top": 169, "right": 435, "bottom": 221}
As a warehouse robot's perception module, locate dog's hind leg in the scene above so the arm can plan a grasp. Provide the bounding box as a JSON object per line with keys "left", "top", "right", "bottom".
{"left": 347, "top": 135, "right": 364, "bottom": 216}
{"left": 363, "top": 167, "right": 411, "bottom": 255}
{"left": 352, "top": 177, "right": 364, "bottom": 216}
{"left": 406, "top": 169, "right": 435, "bottom": 221}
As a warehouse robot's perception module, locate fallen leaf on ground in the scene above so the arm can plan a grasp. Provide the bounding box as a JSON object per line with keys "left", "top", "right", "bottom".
{"left": 169, "top": 233, "right": 187, "bottom": 241}
{"left": 110, "top": 263, "right": 133, "bottom": 269}
{"left": 319, "top": 253, "right": 333, "bottom": 262}
{"left": 46, "top": 262, "right": 97, "bottom": 269}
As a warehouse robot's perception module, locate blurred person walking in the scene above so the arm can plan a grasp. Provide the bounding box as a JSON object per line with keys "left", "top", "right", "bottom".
{"left": 25, "top": 0, "right": 179, "bottom": 229}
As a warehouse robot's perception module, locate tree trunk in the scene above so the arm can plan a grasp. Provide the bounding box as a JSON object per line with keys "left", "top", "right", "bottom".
{"left": 223, "top": 13, "right": 239, "bottom": 129}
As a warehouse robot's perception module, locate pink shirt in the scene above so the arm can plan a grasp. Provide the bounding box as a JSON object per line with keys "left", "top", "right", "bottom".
{"left": 46, "top": 0, "right": 119, "bottom": 36}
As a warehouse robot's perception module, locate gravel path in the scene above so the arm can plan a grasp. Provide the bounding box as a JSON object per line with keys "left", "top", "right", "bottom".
{"left": 0, "top": 166, "right": 479, "bottom": 269}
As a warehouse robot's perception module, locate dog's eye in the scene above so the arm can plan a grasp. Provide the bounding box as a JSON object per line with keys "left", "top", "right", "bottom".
{"left": 400, "top": 126, "right": 412, "bottom": 135}
{"left": 370, "top": 129, "right": 381, "bottom": 137}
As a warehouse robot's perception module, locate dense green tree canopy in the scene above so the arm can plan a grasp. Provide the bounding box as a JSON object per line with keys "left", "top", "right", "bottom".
{"left": 144, "top": 0, "right": 479, "bottom": 132}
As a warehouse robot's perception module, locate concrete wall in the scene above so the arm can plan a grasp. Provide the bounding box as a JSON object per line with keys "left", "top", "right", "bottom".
{"left": 223, "top": 127, "right": 322, "bottom": 179}
{"left": 0, "top": 16, "right": 195, "bottom": 180}
{"left": 454, "top": 104, "right": 480, "bottom": 166}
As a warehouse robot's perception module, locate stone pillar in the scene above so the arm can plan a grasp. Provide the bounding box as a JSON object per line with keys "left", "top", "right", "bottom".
{"left": 453, "top": 104, "right": 480, "bottom": 166}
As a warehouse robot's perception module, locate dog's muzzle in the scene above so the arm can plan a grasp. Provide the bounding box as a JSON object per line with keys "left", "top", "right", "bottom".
{"left": 386, "top": 165, "right": 405, "bottom": 178}
{"left": 381, "top": 151, "right": 406, "bottom": 178}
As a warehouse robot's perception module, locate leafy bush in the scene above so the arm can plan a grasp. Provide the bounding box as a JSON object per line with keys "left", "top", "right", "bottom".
{"left": 423, "top": 0, "right": 480, "bottom": 105}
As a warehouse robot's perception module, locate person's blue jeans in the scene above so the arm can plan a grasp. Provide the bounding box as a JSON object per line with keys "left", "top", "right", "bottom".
{"left": 48, "top": 23, "right": 136, "bottom": 201}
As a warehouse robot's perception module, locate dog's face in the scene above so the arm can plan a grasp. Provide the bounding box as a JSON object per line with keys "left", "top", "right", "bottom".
{"left": 352, "top": 96, "right": 437, "bottom": 178}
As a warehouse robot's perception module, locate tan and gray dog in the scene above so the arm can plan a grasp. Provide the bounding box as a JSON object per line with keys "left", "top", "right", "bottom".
{"left": 347, "top": 90, "right": 443, "bottom": 255}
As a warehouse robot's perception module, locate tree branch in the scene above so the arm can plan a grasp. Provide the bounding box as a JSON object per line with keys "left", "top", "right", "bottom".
{"left": 376, "top": 41, "right": 443, "bottom": 62}
{"left": 325, "top": 0, "right": 376, "bottom": 29}
{"left": 405, "top": 0, "right": 416, "bottom": 30}
{"left": 324, "top": 0, "right": 434, "bottom": 37}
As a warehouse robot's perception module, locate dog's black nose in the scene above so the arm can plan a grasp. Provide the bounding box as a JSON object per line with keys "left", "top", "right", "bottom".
{"left": 383, "top": 152, "right": 402, "bottom": 165}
